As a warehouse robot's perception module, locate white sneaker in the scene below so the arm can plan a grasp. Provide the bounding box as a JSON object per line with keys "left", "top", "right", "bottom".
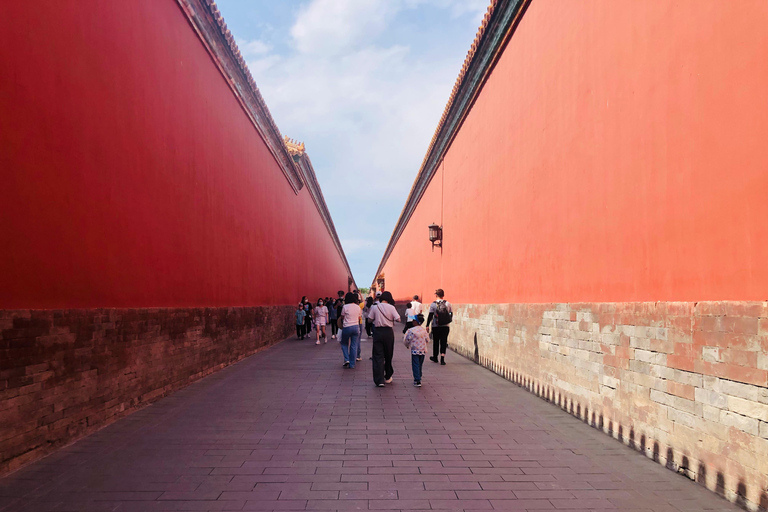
{"left": 356, "top": 357, "right": 362, "bottom": 361}
{"left": 332, "top": 335, "right": 336, "bottom": 339}
{"left": 385, "top": 377, "right": 393, "bottom": 384}
{"left": 315, "top": 340, "right": 320, "bottom": 345}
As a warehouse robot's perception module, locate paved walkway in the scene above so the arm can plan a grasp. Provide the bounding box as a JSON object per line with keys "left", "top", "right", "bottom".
{"left": 1, "top": 330, "right": 740, "bottom": 512}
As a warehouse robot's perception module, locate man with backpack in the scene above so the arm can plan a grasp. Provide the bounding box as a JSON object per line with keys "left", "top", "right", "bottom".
{"left": 426, "top": 288, "right": 452, "bottom": 365}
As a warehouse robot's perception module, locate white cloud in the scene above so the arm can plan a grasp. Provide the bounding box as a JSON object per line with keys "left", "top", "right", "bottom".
{"left": 245, "top": 54, "right": 281, "bottom": 75}
{"left": 427, "top": 0, "right": 489, "bottom": 19}
{"left": 290, "top": 0, "right": 399, "bottom": 55}
{"left": 238, "top": 38, "right": 271, "bottom": 57}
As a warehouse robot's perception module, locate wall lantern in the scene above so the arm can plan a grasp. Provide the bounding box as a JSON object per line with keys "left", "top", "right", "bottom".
{"left": 428, "top": 223, "right": 442, "bottom": 251}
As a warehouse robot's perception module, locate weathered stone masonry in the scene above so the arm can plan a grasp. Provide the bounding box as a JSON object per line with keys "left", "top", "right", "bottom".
{"left": 0, "top": 306, "right": 293, "bottom": 476}
{"left": 448, "top": 301, "right": 768, "bottom": 510}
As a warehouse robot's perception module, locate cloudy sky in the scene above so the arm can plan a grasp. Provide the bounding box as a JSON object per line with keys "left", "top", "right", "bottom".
{"left": 215, "top": 0, "right": 489, "bottom": 286}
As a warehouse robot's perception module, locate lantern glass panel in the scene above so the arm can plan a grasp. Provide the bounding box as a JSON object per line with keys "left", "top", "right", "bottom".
{"left": 429, "top": 224, "right": 440, "bottom": 242}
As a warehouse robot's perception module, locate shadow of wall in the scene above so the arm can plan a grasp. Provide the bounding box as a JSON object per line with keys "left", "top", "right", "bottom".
{"left": 449, "top": 301, "right": 768, "bottom": 512}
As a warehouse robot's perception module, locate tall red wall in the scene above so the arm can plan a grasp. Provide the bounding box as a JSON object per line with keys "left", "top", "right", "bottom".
{"left": 379, "top": 3, "right": 768, "bottom": 508}
{"left": 382, "top": 0, "right": 768, "bottom": 305}
{"left": 0, "top": 0, "right": 350, "bottom": 309}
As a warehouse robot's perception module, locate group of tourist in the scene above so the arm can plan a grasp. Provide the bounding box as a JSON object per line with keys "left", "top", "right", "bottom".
{"left": 294, "top": 288, "right": 454, "bottom": 388}
{"left": 295, "top": 291, "right": 355, "bottom": 345}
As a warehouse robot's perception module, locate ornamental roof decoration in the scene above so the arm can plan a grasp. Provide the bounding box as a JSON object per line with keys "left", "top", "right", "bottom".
{"left": 283, "top": 137, "right": 306, "bottom": 156}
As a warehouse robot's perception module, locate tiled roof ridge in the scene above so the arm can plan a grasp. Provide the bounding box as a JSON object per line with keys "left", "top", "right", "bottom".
{"left": 203, "top": 0, "right": 284, "bottom": 144}
{"left": 182, "top": 0, "right": 356, "bottom": 285}
{"left": 417, "top": 0, "right": 499, "bottom": 174}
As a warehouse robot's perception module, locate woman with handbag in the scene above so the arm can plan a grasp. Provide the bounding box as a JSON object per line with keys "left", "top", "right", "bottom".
{"left": 368, "top": 291, "right": 401, "bottom": 387}
{"left": 339, "top": 292, "right": 362, "bottom": 368}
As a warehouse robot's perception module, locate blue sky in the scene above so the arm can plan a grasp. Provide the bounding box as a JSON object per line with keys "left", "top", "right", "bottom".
{"left": 214, "top": 0, "right": 489, "bottom": 287}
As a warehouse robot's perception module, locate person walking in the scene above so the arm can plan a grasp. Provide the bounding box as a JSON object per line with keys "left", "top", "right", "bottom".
{"left": 363, "top": 297, "right": 374, "bottom": 339}
{"left": 369, "top": 291, "right": 400, "bottom": 387}
{"left": 403, "top": 314, "right": 429, "bottom": 387}
{"left": 339, "top": 292, "right": 362, "bottom": 368}
{"left": 328, "top": 296, "right": 339, "bottom": 339}
{"left": 356, "top": 295, "right": 364, "bottom": 361}
{"left": 427, "top": 288, "right": 453, "bottom": 365}
{"left": 411, "top": 295, "right": 422, "bottom": 316}
{"left": 403, "top": 302, "right": 413, "bottom": 334}
{"left": 295, "top": 304, "right": 306, "bottom": 339}
{"left": 302, "top": 299, "right": 313, "bottom": 339}
{"left": 313, "top": 298, "right": 328, "bottom": 345}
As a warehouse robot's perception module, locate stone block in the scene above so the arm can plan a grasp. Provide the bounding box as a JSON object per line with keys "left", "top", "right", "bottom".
{"left": 719, "top": 378, "right": 761, "bottom": 401}
{"left": 667, "top": 407, "right": 697, "bottom": 429}
{"left": 634, "top": 349, "right": 666, "bottom": 365}
{"left": 727, "top": 396, "right": 768, "bottom": 421}
{"left": 702, "top": 346, "right": 720, "bottom": 363}
{"left": 695, "top": 387, "right": 727, "bottom": 409}
{"left": 720, "top": 410, "right": 759, "bottom": 435}
{"left": 650, "top": 389, "right": 697, "bottom": 414}
{"left": 702, "top": 404, "right": 721, "bottom": 422}
{"left": 758, "top": 352, "right": 768, "bottom": 371}
{"left": 599, "top": 375, "right": 619, "bottom": 389}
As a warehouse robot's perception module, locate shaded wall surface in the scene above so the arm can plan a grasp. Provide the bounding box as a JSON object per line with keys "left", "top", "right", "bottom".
{"left": 380, "top": 1, "right": 768, "bottom": 510}
{"left": 0, "top": 1, "right": 352, "bottom": 475}
{"left": 0, "top": 0, "right": 350, "bottom": 309}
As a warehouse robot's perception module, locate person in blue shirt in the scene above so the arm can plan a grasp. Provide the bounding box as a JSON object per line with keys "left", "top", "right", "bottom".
{"left": 295, "top": 304, "right": 306, "bottom": 339}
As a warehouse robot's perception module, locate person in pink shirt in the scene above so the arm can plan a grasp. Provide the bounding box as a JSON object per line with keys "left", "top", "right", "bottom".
{"left": 313, "top": 298, "right": 328, "bottom": 345}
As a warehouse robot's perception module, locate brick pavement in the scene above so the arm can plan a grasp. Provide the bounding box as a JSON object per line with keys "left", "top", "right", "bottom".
{"left": 0, "top": 329, "right": 742, "bottom": 511}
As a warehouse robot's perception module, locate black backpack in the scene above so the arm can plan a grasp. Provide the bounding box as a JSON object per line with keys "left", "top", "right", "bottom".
{"left": 435, "top": 301, "right": 452, "bottom": 326}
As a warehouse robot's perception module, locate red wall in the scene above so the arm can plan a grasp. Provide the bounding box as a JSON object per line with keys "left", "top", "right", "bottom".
{"left": 382, "top": 0, "right": 768, "bottom": 305}
{"left": 0, "top": 1, "right": 350, "bottom": 308}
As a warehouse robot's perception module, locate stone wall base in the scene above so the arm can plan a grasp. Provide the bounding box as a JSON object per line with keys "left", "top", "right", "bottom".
{"left": 0, "top": 306, "right": 293, "bottom": 476}
{"left": 448, "top": 302, "right": 768, "bottom": 511}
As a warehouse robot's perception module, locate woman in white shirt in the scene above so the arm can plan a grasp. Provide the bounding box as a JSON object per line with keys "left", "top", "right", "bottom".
{"left": 339, "top": 292, "right": 362, "bottom": 368}
{"left": 313, "top": 298, "right": 328, "bottom": 345}
{"left": 368, "top": 291, "right": 401, "bottom": 387}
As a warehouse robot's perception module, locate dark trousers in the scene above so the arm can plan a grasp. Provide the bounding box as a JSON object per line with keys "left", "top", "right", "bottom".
{"left": 372, "top": 326, "right": 394, "bottom": 385}
{"left": 432, "top": 326, "right": 450, "bottom": 358}
{"left": 304, "top": 317, "right": 312, "bottom": 333}
{"left": 365, "top": 320, "right": 373, "bottom": 337}
{"left": 411, "top": 354, "right": 425, "bottom": 382}
{"left": 296, "top": 324, "right": 305, "bottom": 338}
{"left": 330, "top": 321, "right": 338, "bottom": 336}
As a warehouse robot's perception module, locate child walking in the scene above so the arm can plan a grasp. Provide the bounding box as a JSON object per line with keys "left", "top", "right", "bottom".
{"left": 403, "top": 314, "right": 429, "bottom": 387}
{"left": 295, "top": 304, "right": 307, "bottom": 339}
